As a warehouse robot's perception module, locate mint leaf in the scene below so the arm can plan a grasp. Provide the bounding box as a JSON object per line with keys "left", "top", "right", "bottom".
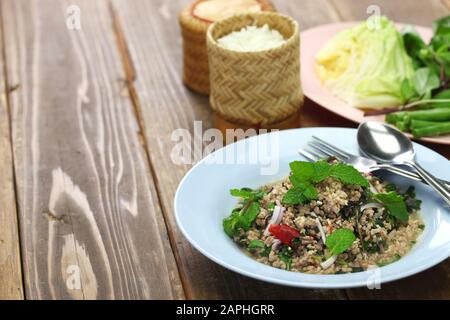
{"left": 330, "top": 163, "right": 369, "bottom": 187}
{"left": 248, "top": 240, "right": 265, "bottom": 249}
{"left": 223, "top": 208, "right": 241, "bottom": 237}
{"left": 223, "top": 200, "right": 261, "bottom": 237}
{"left": 230, "top": 188, "right": 265, "bottom": 201}
{"left": 239, "top": 202, "right": 261, "bottom": 230}
{"left": 289, "top": 161, "right": 368, "bottom": 187}
{"left": 282, "top": 187, "right": 307, "bottom": 205}
{"left": 283, "top": 161, "right": 368, "bottom": 206}
{"left": 282, "top": 182, "right": 317, "bottom": 205}
{"left": 325, "top": 228, "right": 356, "bottom": 256}
{"left": 311, "top": 161, "right": 332, "bottom": 182}
{"left": 374, "top": 191, "right": 409, "bottom": 222}
{"left": 289, "top": 161, "right": 315, "bottom": 180}
{"left": 290, "top": 160, "right": 331, "bottom": 183}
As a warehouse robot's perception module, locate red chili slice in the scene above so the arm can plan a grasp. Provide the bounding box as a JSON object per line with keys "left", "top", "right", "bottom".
{"left": 268, "top": 224, "right": 300, "bottom": 245}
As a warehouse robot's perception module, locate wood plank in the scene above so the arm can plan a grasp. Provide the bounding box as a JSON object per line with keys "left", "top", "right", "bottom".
{"left": 328, "top": 0, "right": 450, "bottom": 299}
{"left": 111, "top": 0, "right": 347, "bottom": 299}
{"left": 2, "top": 0, "right": 183, "bottom": 299}
{"left": 0, "top": 10, "right": 24, "bottom": 299}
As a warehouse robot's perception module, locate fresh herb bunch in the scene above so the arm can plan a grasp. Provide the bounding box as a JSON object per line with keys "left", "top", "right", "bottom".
{"left": 386, "top": 16, "right": 450, "bottom": 137}
{"left": 223, "top": 187, "right": 265, "bottom": 237}
{"left": 282, "top": 160, "right": 369, "bottom": 205}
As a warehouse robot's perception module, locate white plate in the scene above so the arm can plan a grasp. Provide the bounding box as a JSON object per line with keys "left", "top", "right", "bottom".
{"left": 300, "top": 22, "right": 450, "bottom": 145}
{"left": 174, "top": 128, "right": 450, "bottom": 288}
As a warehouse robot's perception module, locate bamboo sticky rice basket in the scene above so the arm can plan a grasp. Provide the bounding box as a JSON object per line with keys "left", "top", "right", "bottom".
{"left": 179, "top": 0, "right": 275, "bottom": 95}
{"left": 207, "top": 12, "right": 303, "bottom": 128}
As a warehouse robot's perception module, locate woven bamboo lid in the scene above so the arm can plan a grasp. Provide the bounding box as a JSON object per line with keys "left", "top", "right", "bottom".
{"left": 207, "top": 12, "right": 303, "bottom": 127}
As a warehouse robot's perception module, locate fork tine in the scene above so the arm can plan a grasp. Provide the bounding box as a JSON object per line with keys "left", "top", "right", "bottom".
{"left": 308, "top": 142, "right": 347, "bottom": 162}
{"left": 305, "top": 146, "right": 328, "bottom": 160}
{"left": 311, "top": 136, "right": 350, "bottom": 159}
{"left": 298, "top": 148, "right": 318, "bottom": 162}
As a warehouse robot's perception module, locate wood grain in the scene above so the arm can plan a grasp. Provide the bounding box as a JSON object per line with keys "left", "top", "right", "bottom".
{"left": 0, "top": 10, "right": 24, "bottom": 299}
{"left": 2, "top": 0, "right": 183, "bottom": 299}
{"left": 328, "top": 0, "right": 450, "bottom": 299}
{"left": 110, "top": 0, "right": 349, "bottom": 299}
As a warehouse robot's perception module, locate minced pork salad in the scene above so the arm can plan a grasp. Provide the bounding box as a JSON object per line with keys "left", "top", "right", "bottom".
{"left": 223, "top": 158, "right": 424, "bottom": 274}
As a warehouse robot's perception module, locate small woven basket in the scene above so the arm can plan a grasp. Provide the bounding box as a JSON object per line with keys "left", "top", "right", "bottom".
{"left": 207, "top": 12, "right": 303, "bottom": 127}
{"left": 179, "top": 0, "right": 275, "bottom": 95}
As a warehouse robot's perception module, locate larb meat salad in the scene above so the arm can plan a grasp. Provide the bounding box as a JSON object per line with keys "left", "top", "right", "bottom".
{"left": 223, "top": 159, "right": 423, "bottom": 274}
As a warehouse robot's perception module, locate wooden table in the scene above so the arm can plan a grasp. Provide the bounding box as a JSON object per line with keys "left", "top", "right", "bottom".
{"left": 0, "top": 0, "right": 449, "bottom": 300}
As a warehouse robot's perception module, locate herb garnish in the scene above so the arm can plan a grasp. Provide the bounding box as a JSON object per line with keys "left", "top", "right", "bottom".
{"left": 373, "top": 191, "right": 409, "bottom": 223}
{"left": 401, "top": 186, "right": 422, "bottom": 213}
{"left": 282, "top": 161, "right": 369, "bottom": 205}
{"left": 277, "top": 245, "right": 293, "bottom": 270}
{"left": 223, "top": 188, "right": 265, "bottom": 237}
{"left": 247, "top": 240, "right": 265, "bottom": 249}
{"left": 325, "top": 228, "right": 356, "bottom": 257}
{"left": 267, "top": 202, "right": 276, "bottom": 211}
{"left": 230, "top": 188, "right": 265, "bottom": 201}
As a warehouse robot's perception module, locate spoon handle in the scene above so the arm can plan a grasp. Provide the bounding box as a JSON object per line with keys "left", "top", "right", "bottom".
{"left": 405, "top": 160, "right": 450, "bottom": 206}
{"left": 375, "top": 164, "right": 450, "bottom": 189}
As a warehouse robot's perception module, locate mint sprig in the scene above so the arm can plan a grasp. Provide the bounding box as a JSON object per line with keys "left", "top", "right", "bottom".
{"left": 230, "top": 188, "right": 265, "bottom": 201}
{"left": 223, "top": 201, "right": 261, "bottom": 237}
{"left": 223, "top": 188, "right": 264, "bottom": 237}
{"left": 282, "top": 161, "right": 368, "bottom": 205}
{"left": 325, "top": 228, "right": 356, "bottom": 257}
{"left": 374, "top": 191, "right": 409, "bottom": 223}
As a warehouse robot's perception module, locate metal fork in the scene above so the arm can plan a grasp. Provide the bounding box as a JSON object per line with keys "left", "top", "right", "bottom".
{"left": 300, "top": 136, "right": 450, "bottom": 188}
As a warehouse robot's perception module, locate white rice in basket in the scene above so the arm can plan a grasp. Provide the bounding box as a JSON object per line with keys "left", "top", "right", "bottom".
{"left": 217, "top": 24, "right": 286, "bottom": 52}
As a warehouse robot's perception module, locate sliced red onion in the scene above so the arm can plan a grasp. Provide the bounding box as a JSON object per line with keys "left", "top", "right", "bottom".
{"left": 315, "top": 218, "right": 327, "bottom": 244}
{"left": 360, "top": 202, "right": 384, "bottom": 212}
{"left": 264, "top": 205, "right": 285, "bottom": 236}
{"left": 271, "top": 239, "right": 282, "bottom": 250}
{"left": 320, "top": 255, "right": 337, "bottom": 269}
{"left": 369, "top": 184, "right": 379, "bottom": 194}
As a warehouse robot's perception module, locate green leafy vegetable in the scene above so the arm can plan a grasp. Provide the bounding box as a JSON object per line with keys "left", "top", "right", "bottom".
{"left": 374, "top": 191, "right": 409, "bottom": 223}
{"left": 247, "top": 240, "right": 265, "bottom": 249}
{"left": 316, "top": 16, "right": 415, "bottom": 109}
{"left": 223, "top": 208, "right": 242, "bottom": 237}
{"left": 325, "top": 228, "right": 356, "bottom": 257}
{"left": 282, "top": 161, "right": 368, "bottom": 205}
{"left": 329, "top": 163, "right": 369, "bottom": 187}
{"left": 401, "top": 186, "right": 422, "bottom": 213}
{"left": 283, "top": 177, "right": 317, "bottom": 205}
{"left": 386, "top": 16, "right": 450, "bottom": 137}
{"left": 411, "top": 67, "right": 440, "bottom": 97}
{"left": 230, "top": 188, "right": 265, "bottom": 201}
{"left": 239, "top": 202, "right": 261, "bottom": 230}
{"left": 223, "top": 188, "right": 263, "bottom": 237}
{"left": 277, "top": 245, "right": 293, "bottom": 271}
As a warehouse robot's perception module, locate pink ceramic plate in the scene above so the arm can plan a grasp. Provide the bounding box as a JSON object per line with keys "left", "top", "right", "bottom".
{"left": 301, "top": 22, "right": 450, "bottom": 145}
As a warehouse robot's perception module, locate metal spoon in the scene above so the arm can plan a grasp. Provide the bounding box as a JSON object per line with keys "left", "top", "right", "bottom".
{"left": 357, "top": 121, "right": 450, "bottom": 206}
